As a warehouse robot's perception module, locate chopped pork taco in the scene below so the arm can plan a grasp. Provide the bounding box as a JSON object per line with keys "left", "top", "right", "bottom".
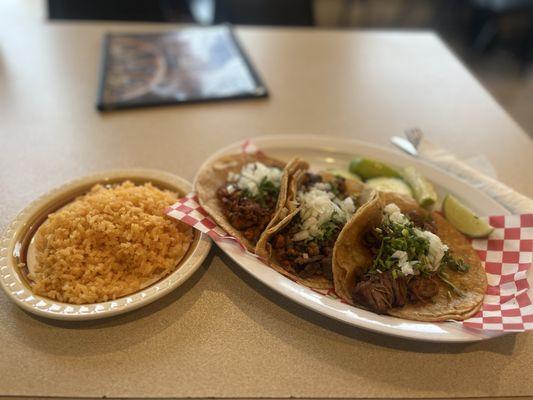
{"left": 256, "top": 160, "right": 365, "bottom": 289}
{"left": 196, "top": 153, "right": 289, "bottom": 252}
{"left": 332, "top": 191, "right": 487, "bottom": 321}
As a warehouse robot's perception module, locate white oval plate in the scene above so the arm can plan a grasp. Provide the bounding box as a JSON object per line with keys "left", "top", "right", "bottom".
{"left": 197, "top": 135, "right": 512, "bottom": 342}
{"left": 0, "top": 169, "right": 211, "bottom": 321}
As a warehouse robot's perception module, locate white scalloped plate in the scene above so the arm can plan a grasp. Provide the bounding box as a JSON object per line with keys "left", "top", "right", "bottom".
{"left": 0, "top": 169, "right": 211, "bottom": 321}
{"left": 196, "top": 135, "right": 514, "bottom": 342}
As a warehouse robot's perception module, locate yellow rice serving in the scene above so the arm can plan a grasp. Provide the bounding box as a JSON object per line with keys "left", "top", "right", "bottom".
{"left": 28, "top": 181, "right": 193, "bottom": 304}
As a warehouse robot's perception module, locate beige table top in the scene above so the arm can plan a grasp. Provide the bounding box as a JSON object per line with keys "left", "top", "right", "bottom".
{"left": 1, "top": 19, "right": 533, "bottom": 400}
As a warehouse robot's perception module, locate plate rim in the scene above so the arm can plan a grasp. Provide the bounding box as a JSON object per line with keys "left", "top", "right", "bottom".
{"left": 0, "top": 168, "right": 211, "bottom": 321}
{"left": 195, "top": 135, "right": 509, "bottom": 343}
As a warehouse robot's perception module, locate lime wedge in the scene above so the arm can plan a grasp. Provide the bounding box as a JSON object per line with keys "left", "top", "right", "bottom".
{"left": 365, "top": 177, "right": 413, "bottom": 197}
{"left": 401, "top": 166, "right": 437, "bottom": 208}
{"left": 325, "top": 168, "right": 362, "bottom": 181}
{"left": 443, "top": 194, "right": 494, "bottom": 238}
{"left": 349, "top": 157, "right": 401, "bottom": 180}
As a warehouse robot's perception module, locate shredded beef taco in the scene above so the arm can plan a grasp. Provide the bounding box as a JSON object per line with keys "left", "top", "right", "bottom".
{"left": 332, "top": 191, "right": 487, "bottom": 321}
{"left": 256, "top": 160, "right": 365, "bottom": 289}
{"left": 196, "top": 153, "right": 290, "bottom": 252}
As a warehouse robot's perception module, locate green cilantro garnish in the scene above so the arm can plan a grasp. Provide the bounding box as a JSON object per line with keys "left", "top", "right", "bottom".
{"left": 369, "top": 221, "right": 430, "bottom": 274}
{"left": 368, "top": 217, "right": 471, "bottom": 280}
{"left": 442, "top": 252, "right": 470, "bottom": 273}
{"left": 242, "top": 176, "right": 280, "bottom": 207}
{"left": 317, "top": 220, "right": 339, "bottom": 241}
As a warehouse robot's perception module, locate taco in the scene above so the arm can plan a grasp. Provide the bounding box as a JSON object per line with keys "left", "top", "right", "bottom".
{"left": 256, "top": 160, "right": 365, "bottom": 289}
{"left": 196, "top": 152, "right": 291, "bottom": 252}
{"left": 332, "top": 191, "right": 487, "bottom": 321}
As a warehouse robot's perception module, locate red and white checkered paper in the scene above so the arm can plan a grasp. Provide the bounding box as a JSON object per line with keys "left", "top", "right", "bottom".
{"left": 167, "top": 193, "right": 533, "bottom": 332}
{"left": 164, "top": 140, "right": 261, "bottom": 249}
{"left": 462, "top": 214, "right": 533, "bottom": 330}
{"left": 167, "top": 140, "right": 533, "bottom": 331}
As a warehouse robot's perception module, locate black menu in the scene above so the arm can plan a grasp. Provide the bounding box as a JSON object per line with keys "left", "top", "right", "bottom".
{"left": 97, "top": 25, "right": 267, "bottom": 111}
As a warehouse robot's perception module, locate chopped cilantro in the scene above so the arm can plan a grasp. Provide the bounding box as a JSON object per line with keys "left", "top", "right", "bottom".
{"left": 369, "top": 220, "right": 430, "bottom": 275}
{"left": 442, "top": 252, "right": 470, "bottom": 273}
{"left": 318, "top": 220, "right": 339, "bottom": 241}
{"left": 242, "top": 176, "right": 280, "bottom": 207}
{"left": 367, "top": 216, "right": 471, "bottom": 280}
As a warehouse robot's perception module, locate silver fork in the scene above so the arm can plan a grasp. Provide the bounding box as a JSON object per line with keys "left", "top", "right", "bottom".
{"left": 390, "top": 127, "right": 423, "bottom": 157}
{"left": 405, "top": 127, "right": 423, "bottom": 149}
{"left": 390, "top": 128, "right": 533, "bottom": 213}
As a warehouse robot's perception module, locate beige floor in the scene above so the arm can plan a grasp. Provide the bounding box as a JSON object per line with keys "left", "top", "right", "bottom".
{"left": 3, "top": 0, "right": 532, "bottom": 136}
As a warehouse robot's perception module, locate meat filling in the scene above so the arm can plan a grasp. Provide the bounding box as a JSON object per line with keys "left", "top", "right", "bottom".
{"left": 271, "top": 229, "right": 337, "bottom": 280}
{"left": 405, "top": 209, "right": 437, "bottom": 234}
{"left": 217, "top": 187, "right": 277, "bottom": 243}
{"left": 352, "top": 272, "right": 439, "bottom": 314}
{"left": 270, "top": 173, "right": 350, "bottom": 280}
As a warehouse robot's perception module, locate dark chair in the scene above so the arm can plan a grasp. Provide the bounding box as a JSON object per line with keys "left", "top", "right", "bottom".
{"left": 468, "top": 0, "right": 533, "bottom": 68}
{"left": 47, "top": 0, "right": 314, "bottom": 26}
